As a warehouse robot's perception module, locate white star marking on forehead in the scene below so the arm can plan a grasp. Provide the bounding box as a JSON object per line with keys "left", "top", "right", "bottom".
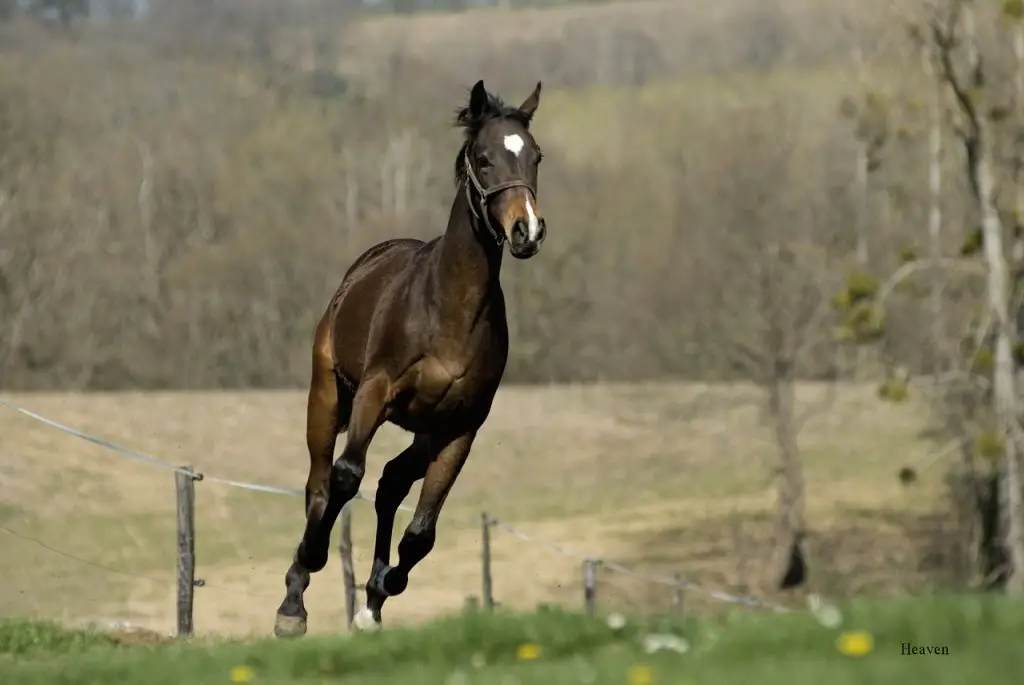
{"left": 503, "top": 134, "right": 525, "bottom": 156}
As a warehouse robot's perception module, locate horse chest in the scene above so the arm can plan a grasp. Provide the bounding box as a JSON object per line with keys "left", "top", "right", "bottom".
{"left": 386, "top": 351, "right": 500, "bottom": 432}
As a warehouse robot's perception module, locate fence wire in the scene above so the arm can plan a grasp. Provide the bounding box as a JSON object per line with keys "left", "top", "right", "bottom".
{"left": 0, "top": 396, "right": 790, "bottom": 628}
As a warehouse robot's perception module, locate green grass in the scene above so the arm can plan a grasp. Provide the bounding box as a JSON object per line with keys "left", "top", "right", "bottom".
{"left": 0, "top": 619, "right": 117, "bottom": 659}
{"left": 1, "top": 596, "right": 1022, "bottom": 684}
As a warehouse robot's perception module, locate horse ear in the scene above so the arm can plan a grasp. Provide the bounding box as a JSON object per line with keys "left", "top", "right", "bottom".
{"left": 469, "top": 80, "right": 489, "bottom": 119}
{"left": 518, "top": 81, "right": 542, "bottom": 122}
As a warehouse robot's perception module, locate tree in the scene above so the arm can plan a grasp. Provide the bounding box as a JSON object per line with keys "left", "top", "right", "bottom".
{"left": 845, "top": 0, "right": 1024, "bottom": 593}
{"left": 692, "top": 97, "right": 842, "bottom": 591}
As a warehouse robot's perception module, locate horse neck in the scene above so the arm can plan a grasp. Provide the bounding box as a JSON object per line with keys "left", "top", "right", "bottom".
{"left": 434, "top": 183, "right": 504, "bottom": 322}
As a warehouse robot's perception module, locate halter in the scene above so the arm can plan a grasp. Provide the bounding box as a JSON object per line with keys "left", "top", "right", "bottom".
{"left": 462, "top": 149, "right": 537, "bottom": 247}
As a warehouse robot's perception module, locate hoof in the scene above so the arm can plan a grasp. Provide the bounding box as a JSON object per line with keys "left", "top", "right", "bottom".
{"left": 274, "top": 613, "right": 308, "bottom": 639}
{"left": 351, "top": 606, "right": 381, "bottom": 633}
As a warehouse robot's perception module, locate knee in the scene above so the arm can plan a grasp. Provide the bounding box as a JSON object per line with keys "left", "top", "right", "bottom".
{"left": 330, "top": 460, "right": 364, "bottom": 500}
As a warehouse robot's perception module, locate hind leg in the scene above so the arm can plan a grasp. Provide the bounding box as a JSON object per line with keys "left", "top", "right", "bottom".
{"left": 353, "top": 430, "right": 475, "bottom": 632}
{"left": 275, "top": 360, "right": 351, "bottom": 637}
{"left": 352, "top": 435, "right": 432, "bottom": 630}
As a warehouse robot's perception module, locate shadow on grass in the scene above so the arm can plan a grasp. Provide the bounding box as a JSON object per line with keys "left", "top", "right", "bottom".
{"left": 591, "top": 504, "right": 970, "bottom": 616}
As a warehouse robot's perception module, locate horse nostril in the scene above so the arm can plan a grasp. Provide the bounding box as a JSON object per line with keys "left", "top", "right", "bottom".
{"left": 512, "top": 219, "right": 528, "bottom": 241}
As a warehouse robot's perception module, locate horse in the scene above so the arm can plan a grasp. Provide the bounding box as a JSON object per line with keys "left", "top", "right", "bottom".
{"left": 273, "top": 79, "right": 547, "bottom": 637}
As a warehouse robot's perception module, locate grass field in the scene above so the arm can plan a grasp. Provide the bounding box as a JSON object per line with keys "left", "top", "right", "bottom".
{"left": 0, "top": 381, "right": 961, "bottom": 637}
{"left": 1, "top": 596, "right": 1021, "bottom": 684}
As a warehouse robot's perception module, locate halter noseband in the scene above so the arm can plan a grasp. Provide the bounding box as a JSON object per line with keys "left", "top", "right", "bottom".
{"left": 462, "top": 149, "right": 537, "bottom": 247}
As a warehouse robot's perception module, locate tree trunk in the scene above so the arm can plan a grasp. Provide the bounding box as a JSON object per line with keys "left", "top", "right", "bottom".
{"left": 767, "top": 361, "right": 807, "bottom": 590}
{"left": 924, "top": 42, "right": 944, "bottom": 373}
{"left": 958, "top": 0, "right": 1024, "bottom": 596}
{"left": 852, "top": 42, "right": 872, "bottom": 381}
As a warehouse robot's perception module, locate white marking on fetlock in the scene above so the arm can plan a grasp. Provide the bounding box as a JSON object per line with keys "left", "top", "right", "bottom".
{"left": 368, "top": 564, "right": 393, "bottom": 595}
{"left": 351, "top": 606, "right": 381, "bottom": 632}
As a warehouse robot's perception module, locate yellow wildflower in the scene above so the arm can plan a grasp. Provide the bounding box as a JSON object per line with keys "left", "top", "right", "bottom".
{"left": 836, "top": 630, "right": 874, "bottom": 657}
{"left": 627, "top": 664, "right": 653, "bottom": 685}
{"left": 229, "top": 665, "right": 254, "bottom": 683}
{"left": 516, "top": 643, "right": 541, "bottom": 660}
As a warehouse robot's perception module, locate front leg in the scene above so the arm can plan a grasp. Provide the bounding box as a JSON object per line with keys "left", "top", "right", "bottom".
{"left": 355, "top": 435, "right": 432, "bottom": 630}
{"left": 352, "top": 430, "right": 476, "bottom": 632}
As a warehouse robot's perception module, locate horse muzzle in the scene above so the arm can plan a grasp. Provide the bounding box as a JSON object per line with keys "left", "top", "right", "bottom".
{"left": 508, "top": 216, "right": 546, "bottom": 259}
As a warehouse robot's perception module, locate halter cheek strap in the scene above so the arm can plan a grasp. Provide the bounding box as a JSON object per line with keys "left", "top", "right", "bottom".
{"left": 463, "top": 150, "right": 537, "bottom": 247}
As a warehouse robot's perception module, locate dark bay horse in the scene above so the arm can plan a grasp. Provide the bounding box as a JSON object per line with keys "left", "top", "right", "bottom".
{"left": 274, "top": 80, "right": 547, "bottom": 637}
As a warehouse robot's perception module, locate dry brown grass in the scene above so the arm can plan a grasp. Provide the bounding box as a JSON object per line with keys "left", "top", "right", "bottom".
{"left": 0, "top": 381, "right": 953, "bottom": 636}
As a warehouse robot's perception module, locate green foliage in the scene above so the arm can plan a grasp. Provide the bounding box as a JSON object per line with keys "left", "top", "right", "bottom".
{"left": 877, "top": 378, "right": 910, "bottom": 403}
{"left": 0, "top": 619, "right": 115, "bottom": 657}
{"left": 975, "top": 431, "right": 1006, "bottom": 462}
{"left": 970, "top": 346, "right": 995, "bottom": 375}
{"left": 830, "top": 271, "right": 885, "bottom": 344}
{"left": 845, "top": 270, "right": 882, "bottom": 304}
{"left": 1014, "top": 342, "right": 1024, "bottom": 366}
{"left": 844, "top": 302, "right": 885, "bottom": 343}
{"left": 830, "top": 290, "right": 851, "bottom": 311}
{"left": 960, "top": 228, "right": 984, "bottom": 257}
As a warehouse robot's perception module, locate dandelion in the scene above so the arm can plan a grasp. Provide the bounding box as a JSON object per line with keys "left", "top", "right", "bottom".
{"left": 627, "top": 664, "right": 653, "bottom": 685}
{"left": 229, "top": 665, "right": 254, "bottom": 683}
{"left": 836, "top": 630, "right": 874, "bottom": 657}
{"left": 516, "top": 643, "right": 541, "bottom": 660}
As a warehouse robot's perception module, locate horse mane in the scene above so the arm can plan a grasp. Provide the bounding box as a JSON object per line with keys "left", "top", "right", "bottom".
{"left": 452, "top": 88, "right": 530, "bottom": 187}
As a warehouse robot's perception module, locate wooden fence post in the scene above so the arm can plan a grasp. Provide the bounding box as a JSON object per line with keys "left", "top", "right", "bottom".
{"left": 582, "top": 558, "right": 598, "bottom": 617}
{"left": 480, "top": 512, "right": 494, "bottom": 610}
{"left": 175, "top": 466, "right": 198, "bottom": 637}
{"left": 672, "top": 572, "right": 684, "bottom": 614}
{"left": 339, "top": 504, "right": 357, "bottom": 627}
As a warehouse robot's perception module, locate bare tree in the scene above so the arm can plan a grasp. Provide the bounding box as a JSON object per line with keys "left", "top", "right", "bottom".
{"left": 693, "top": 98, "right": 841, "bottom": 590}
{"left": 928, "top": 0, "right": 1024, "bottom": 593}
